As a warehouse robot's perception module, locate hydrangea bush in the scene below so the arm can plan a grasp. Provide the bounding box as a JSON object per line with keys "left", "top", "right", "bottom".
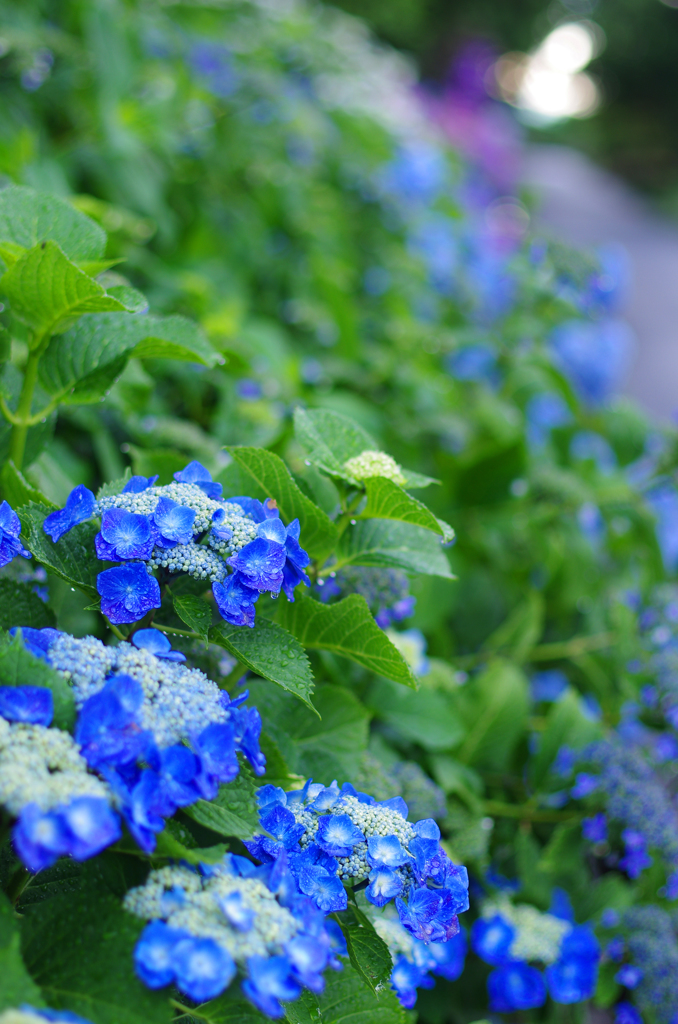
{"left": 0, "top": 1, "right": 677, "bottom": 1023}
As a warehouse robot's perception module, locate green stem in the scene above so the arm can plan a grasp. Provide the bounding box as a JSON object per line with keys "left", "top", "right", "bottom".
{"left": 5, "top": 865, "right": 31, "bottom": 904}
{"left": 170, "top": 998, "right": 206, "bottom": 1020}
{"left": 104, "top": 618, "right": 126, "bottom": 641}
{"left": 483, "top": 800, "right": 581, "bottom": 824}
{"left": 451, "top": 630, "right": 617, "bottom": 670}
{"left": 151, "top": 623, "right": 201, "bottom": 639}
{"left": 9, "top": 349, "right": 40, "bottom": 470}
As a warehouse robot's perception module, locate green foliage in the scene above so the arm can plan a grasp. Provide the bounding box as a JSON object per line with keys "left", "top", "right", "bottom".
{"left": 0, "top": 578, "right": 56, "bottom": 630}
{"left": 285, "top": 960, "right": 406, "bottom": 1024}
{"left": 333, "top": 904, "right": 393, "bottom": 993}
{"left": 0, "top": 631, "right": 75, "bottom": 729}
{"left": 0, "top": 186, "right": 106, "bottom": 261}
{"left": 18, "top": 503, "right": 100, "bottom": 596}
{"left": 360, "top": 478, "right": 454, "bottom": 543}
{"left": 182, "top": 767, "right": 261, "bottom": 841}
{"left": 336, "top": 519, "right": 453, "bottom": 578}
{"left": 210, "top": 617, "right": 315, "bottom": 708}
{"left": 0, "top": 891, "right": 45, "bottom": 1011}
{"left": 172, "top": 594, "right": 212, "bottom": 641}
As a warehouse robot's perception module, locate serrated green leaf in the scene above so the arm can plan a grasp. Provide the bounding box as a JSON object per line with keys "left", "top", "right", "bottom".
{"left": 247, "top": 682, "right": 369, "bottom": 783}
{"left": 276, "top": 594, "right": 417, "bottom": 688}
{"left": 333, "top": 906, "right": 392, "bottom": 994}
{"left": 18, "top": 503, "right": 100, "bottom": 597}
{"left": 183, "top": 767, "right": 260, "bottom": 840}
{"left": 173, "top": 594, "right": 212, "bottom": 641}
{"left": 454, "top": 659, "right": 529, "bottom": 771}
{"left": 286, "top": 960, "right": 406, "bottom": 1024}
{"left": 209, "top": 617, "right": 315, "bottom": 708}
{"left": 39, "top": 312, "right": 219, "bottom": 404}
{"left": 192, "top": 991, "right": 269, "bottom": 1024}
{"left": 1, "top": 241, "right": 126, "bottom": 343}
{"left": 0, "top": 186, "right": 106, "bottom": 261}
{"left": 0, "top": 892, "right": 45, "bottom": 1011}
{"left": 0, "top": 579, "right": 56, "bottom": 631}
{"left": 360, "top": 477, "right": 454, "bottom": 542}
{"left": 226, "top": 447, "right": 338, "bottom": 562}
{"left": 0, "top": 459, "right": 52, "bottom": 509}
{"left": 96, "top": 468, "right": 133, "bottom": 498}
{"left": 20, "top": 889, "right": 171, "bottom": 1024}
{"left": 335, "top": 519, "right": 453, "bottom": 578}
{"left": 0, "top": 631, "right": 75, "bottom": 730}
{"left": 105, "top": 285, "right": 148, "bottom": 313}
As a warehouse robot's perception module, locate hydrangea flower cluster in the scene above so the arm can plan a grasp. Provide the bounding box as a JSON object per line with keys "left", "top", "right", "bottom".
{"left": 42, "top": 462, "right": 310, "bottom": 626}
{"left": 317, "top": 567, "right": 415, "bottom": 628}
{"left": 341, "top": 450, "right": 406, "bottom": 486}
{"left": 0, "top": 500, "right": 31, "bottom": 568}
{"left": 15, "top": 626, "right": 264, "bottom": 853}
{"left": 471, "top": 895, "right": 600, "bottom": 1011}
{"left": 124, "top": 853, "right": 346, "bottom": 1016}
{"left": 371, "top": 908, "right": 466, "bottom": 1008}
{"left": 601, "top": 906, "right": 678, "bottom": 1024}
{"left": 0, "top": 694, "right": 120, "bottom": 873}
{"left": 245, "top": 780, "right": 469, "bottom": 943}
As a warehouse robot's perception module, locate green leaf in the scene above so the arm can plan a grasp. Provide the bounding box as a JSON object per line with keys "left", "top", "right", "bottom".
{"left": 0, "top": 631, "right": 75, "bottom": 730}
{"left": 333, "top": 906, "right": 392, "bottom": 994}
{"left": 153, "top": 820, "right": 228, "bottom": 866}
{"left": 294, "top": 407, "right": 436, "bottom": 489}
{"left": 0, "top": 459, "right": 53, "bottom": 508}
{"left": 191, "top": 992, "right": 269, "bottom": 1024}
{"left": 210, "top": 617, "right": 315, "bottom": 709}
{"left": 285, "top": 960, "right": 406, "bottom": 1024}
{"left": 360, "top": 477, "right": 454, "bottom": 542}
{"left": 39, "top": 312, "right": 219, "bottom": 403}
{"left": 105, "top": 285, "right": 148, "bottom": 313}
{"left": 225, "top": 447, "right": 338, "bottom": 562}
{"left": 277, "top": 594, "right": 417, "bottom": 688}
{"left": 20, "top": 889, "right": 171, "bottom": 1024}
{"left": 530, "top": 688, "right": 602, "bottom": 788}
{"left": 0, "top": 892, "right": 45, "bottom": 1011}
{"left": 454, "top": 659, "right": 529, "bottom": 772}
{"left": 1, "top": 241, "right": 126, "bottom": 342}
{"left": 183, "top": 766, "right": 260, "bottom": 840}
{"left": 173, "top": 594, "right": 212, "bottom": 641}
{"left": 0, "top": 186, "right": 106, "bottom": 261}
{"left": 96, "top": 468, "right": 133, "bottom": 498}
{"left": 247, "top": 682, "right": 369, "bottom": 783}
{"left": 481, "top": 591, "right": 544, "bottom": 662}
{"left": 335, "top": 519, "right": 453, "bottom": 578}
{"left": 0, "top": 579, "right": 56, "bottom": 631}
{"left": 366, "top": 679, "right": 465, "bottom": 751}
{"left": 18, "top": 503, "right": 100, "bottom": 597}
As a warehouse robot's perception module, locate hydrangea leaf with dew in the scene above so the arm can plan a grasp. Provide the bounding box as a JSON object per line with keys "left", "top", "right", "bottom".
{"left": 359, "top": 478, "right": 454, "bottom": 544}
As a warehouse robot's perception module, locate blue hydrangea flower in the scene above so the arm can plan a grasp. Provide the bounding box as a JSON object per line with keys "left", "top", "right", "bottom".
{"left": 0, "top": 686, "right": 53, "bottom": 726}
{"left": 471, "top": 914, "right": 516, "bottom": 965}
{"left": 10, "top": 626, "right": 62, "bottom": 661}
{"left": 373, "top": 912, "right": 467, "bottom": 1009}
{"left": 488, "top": 962, "right": 547, "bottom": 1011}
{"left": 212, "top": 573, "right": 260, "bottom": 628}
{"left": 95, "top": 509, "right": 155, "bottom": 561}
{"left": 173, "top": 936, "right": 236, "bottom": 1002}
{"left": 151, "top": 496, "right": 196, "bottom": 548}
{"left": 97, "top": 563, "right": 161, "bottom": 624}
{"left": 132, "top": 629, "right": 186, "bottom": 662}
{"left": 243, "top": 955, "right": 302, "bottom": 1016}
{"left": 173, "top": 461, "right": 223, "bottom": 499}
{"left": 123, "top": 475, "right": 158, "bottom": 493}
{"left": 582, "top": 812, "right": 608, "bottom": 843}
{"left": 615, "top": 1003, "right": 643, "bottom": 1024}
{"left": 0, "top": 500, "right": 31, "bottom": 566}
{"left": 43, "top": 485, "right": 96, "bottom": 542}
{"left": 13, "top": 797, "right": 121, "bottom": 873}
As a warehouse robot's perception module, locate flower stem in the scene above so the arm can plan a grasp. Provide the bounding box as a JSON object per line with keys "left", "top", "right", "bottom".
{"left": 483, "top": 800, "right": 581, "bottom": 824}
{"left": 9, "top": 350, "right": 40, "bottom": 470}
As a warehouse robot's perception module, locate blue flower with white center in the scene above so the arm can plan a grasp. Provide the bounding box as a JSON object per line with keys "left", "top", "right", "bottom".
{"left": 151, "top": 496, "right": 196, "bottom": 548}
{"left": 296, "top": 861, "right": 346, "bottom": 912}
{"left": 366, "top": 866, "right": 403, "bottom": 907}
{"left": 367, "top": 834, "right": 409, "bottom": 868}
{"left": 95, "top": 509, "right": 155, "bottom": 561}
{"left": 243, "top": 956, "right": 301, "bottom": 1018}
{"left": 123, "top": 475, "right": 158, "bottom": 493}
{"left": 212, "top": 573, "right": 260, "bottom": 627}
{"left": 57, "top": 795, "right": 122, "bottom": 861}
{"left": 0, "top": 686, "right": 53, "bottom": 726}
{"left": 471, "top": 914, "right": 516, "bottom": 965}
{"left": 390, "top": 958, "right": 425, "bottom": 1009}
{"left": 228, "top": 523, "right": 287, "bottom": 594}
{"left": 173, "top": 460, "right": 223, "bottom": 499}
{"left": 43, "top": 485, "right": 96, "bottom": 542}
{"left": 0, "top": 500, "right": 31, "bottom": 566}
{"left": 488, "top": 962, "right": 547, "bottom": 1012}
{"left": 13, "top": 796, "right": 120, "bottom": 873}
{"left": 132, "top": 629, "right": 186, "bottom": 662}
{"left": 173, "top": 936, "right": 236, "bottom": 1002}
{"left": 13, "top": 803, "right": 71, "bottom": 872}
{"left": 134, "top": 921, "right": 190, "bottom": 988}
{"left": 219, "top": 891, "right": 254, "bottom": 931}
{"left": 97, "top": 563, "right": 161, "bottom": 624}
{"left": 315, "top": 814, "right": 365, "bottom": 857}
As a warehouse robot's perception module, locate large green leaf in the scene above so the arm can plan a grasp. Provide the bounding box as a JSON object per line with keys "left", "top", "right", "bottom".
{"left": 0, "top": 459, "right": 53, "bottom": 509}
{"left": 20, "top": 890, "right": 171, "bottom": 1024}
{"left": 226, "top": 447, "right": 338, "bottom": 561}
{"left": 277, "top": 594, "right": 417, "bottom": 688}
{"left": 182, "top": 767, "right": 260, "bottom": 840}
{"left": 454, "top": 659, "right": 529, "bottom": 772}
{"left": 210, "top": 617, "right": 315, "bottom": 709}
{"left": 334, "top": 906, "right": 392, "bottom": 994}
{"left": 360, "top": 477, "right": 454, "bottom": 542}
{"left": 39, "top": 312, "right": 219, "bottom": 403}
{"left": 18, "top": 503, "right": 100, "bottom": 597}
{"left": 0, "top": 186, "right": 106, "bottom": 261}
{"left": 0, "top": 579, "right": 56, "bottom": 631}
{"left": 0, "top": 892, "right": 45, "bottom": 1011}
{"left": 285, "top": 960, "right": 405, "bottom": 1024}
{"left": 191, "top": 992, "right": 268, "bottom": 1024}
{"left": 173, "top": 594, "right": 212, "bottom": 641}
{"left": 247, "top": 682, "right": 369, "bottom": 783}
{"left": 294, "top": 407, "right": 435, "bottom": 489}
{"left": 335, "top": 518, "right": 453, "bottom": 578}
{"left": 1, "top": 242, "right": 126, "bottom": 342}
{"left": 366, "top": 679, "right": 465, "bottom": 751}
{"left": 0, "top": 631, "right": 75, "bottom": 730}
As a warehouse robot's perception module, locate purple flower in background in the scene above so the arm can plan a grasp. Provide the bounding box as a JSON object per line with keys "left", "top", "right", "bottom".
{"left": 582, "top": 813, "right": 608, "bottom": 844}
{"left": 189, "top": 40, "right": 238, "bottom": 98}
{"left": 446, "top": 343, "right": 496, "bottom": 382}
{"left": 619, "top": 829, "right": 653, "bottom": 879}
{"left": 97, "top": 563, "right": 161, "bottom": 624}
{"left": 43, "top": 485, "right": 96, "bottom": 542}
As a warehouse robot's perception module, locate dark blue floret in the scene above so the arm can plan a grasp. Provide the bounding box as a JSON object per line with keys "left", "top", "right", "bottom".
{"left": 151, "top": 496, "right": 197, "bottom": 547}
{"left": 10, "top": 626, "right": 62, "bottom": 661}
{"left": 0, "top": 500, "right": 31, "bottom": 565}
{"left": 391, "top": 957, "right": 425, "bottom": 1009}
{"left": 212, "top": 572, "right": 260, "bottom": 627}
{"left": 12, "top": 803, "right": 71, "bottom": 872}
{"left": 95, "top": 508, "right": 155, "bottom": 561}
{"left": 296, "top": 861, "right": 347, "bottom": 912}
{"left": 134, "top": 921, "right": 191, "bottom": 988}
{"left": 173, "top": 461, "right": 223, "bottom": 499}
{"left": 471, "top": 914, "right": 515, "bottom": 965}
{"left": 228, "top": 531, "right": 286, "bottom": 593}
{"left": 12, "top": 797, "right": 120, "bottom": 873}
{"left": 366, "top": 866, "right": 403, "bottom": 907}
{"left": 43, "top": 485, "right": 96, "bottom": 542}
{"left": 488, "top": 962, "right": 547, "bottom": 1011}
{"left": 132, "top": 628, "right": 186, "bottom": 662}
{"left": 75, "top": 674, "right": 150, "bottom": 770}
{"left": 243, "top": 955, "right": 302, "bottom": 1018}
{"left": 314, "top": 814, "right": 365, "bottom": 857}
{"left": 546, "top": 953, "right": 598, "bottom": 1004}
{"left": 123, "top": 475, "right": 159, "bottom": 493}
{"left": 0, "top": 685, "right": 53, "bottom": 726}
{"left": 97, "top": 562, "right": 161, "bottom": 624}
{"left": 173, "top": 935, "right": 236, "bottom": 1002}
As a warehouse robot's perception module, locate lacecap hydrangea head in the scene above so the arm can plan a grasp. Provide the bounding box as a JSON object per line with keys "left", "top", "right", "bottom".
{"left": 12, "top": 626, "right": 265, "bottom": 854}
{"left": 471, "top": 892, "right": 600, "bottom": 1009}
{"left": 124, "top": 852, "right": 346, "bottom": 1016}
{"left": 371, "top": 908, "right": 467, "bottom": 1008}
{"left": 317, "top": 567, "right": 415, "bottom": 629}
{"left": 245, "top": 780, "right": 469, "bottom": 944}
{"left": 42, "top": 463, "right": 310, "bottom": 627}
